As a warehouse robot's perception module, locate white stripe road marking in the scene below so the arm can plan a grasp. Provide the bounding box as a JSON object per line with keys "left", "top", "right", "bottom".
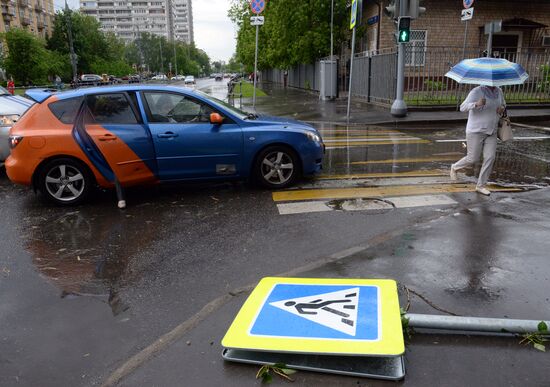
{"left": 324, "top": 137, "right": 422, "bottom": 143}
{"left": 277, "top": 194, "right": 458, "bottom": 215}
{"left": 436, "top": 137, "right": 550, "bottom": 142}
{"left": 277, "top": 201, "right": 332, "bottom": 215}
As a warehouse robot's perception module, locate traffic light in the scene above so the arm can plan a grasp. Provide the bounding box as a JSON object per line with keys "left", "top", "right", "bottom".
{"left": 397, "top": 16, "right": 411, "bottom": 43}
{"left": 384, "top": 0, "right": 399, "bottom": 20}
{"left": 409, "top": 0, "right": 426, "bottom": 19}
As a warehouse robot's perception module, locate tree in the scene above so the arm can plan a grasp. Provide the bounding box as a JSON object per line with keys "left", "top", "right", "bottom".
{"left": 229, "top": 0, "right": 349, "bottom": 70}
{"left": 1, "top": 28, "right": 66, "bottom": 84}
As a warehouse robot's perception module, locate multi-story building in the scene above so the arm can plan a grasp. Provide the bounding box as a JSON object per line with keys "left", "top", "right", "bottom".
{"left": 80, "top": 0, "right": 193, "bottom": 44}
{"left": 0, "top": 0, "right": 55, "bottom": 38}
{"left": 174, "top": 0, "right": 192, "bottom": 43}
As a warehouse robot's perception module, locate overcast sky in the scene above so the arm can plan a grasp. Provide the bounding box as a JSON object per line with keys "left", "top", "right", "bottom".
{"left": 55, "top": 0, "right": 237, "bottom": 62}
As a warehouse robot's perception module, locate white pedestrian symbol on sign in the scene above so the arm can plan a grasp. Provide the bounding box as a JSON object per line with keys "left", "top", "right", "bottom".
{"left": 270, "top": 288, "right": 360, "bottom": 336}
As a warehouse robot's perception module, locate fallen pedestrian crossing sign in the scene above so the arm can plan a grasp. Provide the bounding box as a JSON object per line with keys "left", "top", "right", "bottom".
{"left": 222, "top": 277, "right": 405, "bottom": 380}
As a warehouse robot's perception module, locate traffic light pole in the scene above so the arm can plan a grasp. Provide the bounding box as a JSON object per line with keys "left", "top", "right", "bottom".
{"left": 391, "top": 0, "right": 408, "bottom": 117}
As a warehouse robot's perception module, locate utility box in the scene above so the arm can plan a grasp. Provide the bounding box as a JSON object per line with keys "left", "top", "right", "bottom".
{"left": 319, "top": 60, "right": 337, "bottom": 100}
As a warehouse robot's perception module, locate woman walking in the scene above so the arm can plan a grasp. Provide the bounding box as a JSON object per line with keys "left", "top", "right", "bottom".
{"left": 450, "top": 85, "right": 506, "bottom": 196}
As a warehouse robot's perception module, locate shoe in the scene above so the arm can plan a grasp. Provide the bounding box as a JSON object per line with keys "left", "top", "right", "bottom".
{"left": 450, "top": 165, "right": 457, "bottom": 181}
{"left": 475, "top": 186, "right": 491, "bottom": 196}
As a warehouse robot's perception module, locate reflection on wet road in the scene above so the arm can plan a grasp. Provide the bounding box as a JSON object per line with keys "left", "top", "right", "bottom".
{"left": 273, "top": 123, "right": 549, "bottom": 214}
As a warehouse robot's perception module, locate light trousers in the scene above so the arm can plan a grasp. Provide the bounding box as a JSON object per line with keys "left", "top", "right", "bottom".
{"left": 453, "top": 131, "right": 497, "bottom": 188}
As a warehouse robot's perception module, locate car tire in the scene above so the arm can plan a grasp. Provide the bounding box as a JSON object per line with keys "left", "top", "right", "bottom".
{"left": 254, "top": 145, "right": 301, "bottom": 189}
{"left": 38, "top": 158, "right": 93, "bottom": 206}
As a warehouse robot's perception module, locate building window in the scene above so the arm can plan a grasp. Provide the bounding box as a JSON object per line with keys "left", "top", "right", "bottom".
{"left": 405, "top": 30, "right": 427, "bottom": 67}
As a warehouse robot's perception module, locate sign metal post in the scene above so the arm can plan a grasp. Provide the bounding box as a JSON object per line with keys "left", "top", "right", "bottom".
{"left": 346, "top": 0, "right": 358, "bottom": 122}
{"left": 461, "top": 7, "right": 474, "bottom": 58}
{"left": 250, "top": 0, "right": 266, "bottom": 109}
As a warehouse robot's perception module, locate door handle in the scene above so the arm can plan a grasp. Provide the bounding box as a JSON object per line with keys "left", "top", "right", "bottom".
{"left": 157, "top": 132, "right": 178, "bottom": 138}
{"left": 98, "top": 134, "right": 117, "bottom": 141}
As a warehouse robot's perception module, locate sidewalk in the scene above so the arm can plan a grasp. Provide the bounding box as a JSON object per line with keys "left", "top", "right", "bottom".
{"left": 115, "top": 187, "right": 550, "bottom": 387}
{"left": 242, "top": 82, "right": 550, "bottom": 126}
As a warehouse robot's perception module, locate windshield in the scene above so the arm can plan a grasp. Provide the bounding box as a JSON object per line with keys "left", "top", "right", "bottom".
{"left": 0, "top": 86, "right": 10, "bottom": 95}
{"left": 194, "top": 89, "right": 249, "bottom": 119}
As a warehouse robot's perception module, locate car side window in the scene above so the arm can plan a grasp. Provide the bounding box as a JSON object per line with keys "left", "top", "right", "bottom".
{"left": 143, "top": 92, "right": 215, "bottom": 124}
{"left": 86, "top": 93, "right": 138, "bottom": 124}
{"left": 49, "top": 97, "right": 84, "bottom": 124}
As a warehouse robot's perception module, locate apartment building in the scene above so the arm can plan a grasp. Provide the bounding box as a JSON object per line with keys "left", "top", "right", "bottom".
{"left": 80, "top": 0, "right": 193, "bottom": 44}
{"left": 1, "top": 0, "right": 55, "bottom": 37}
{"left": 174, "top": 0, "right": 192, "bottom": 43}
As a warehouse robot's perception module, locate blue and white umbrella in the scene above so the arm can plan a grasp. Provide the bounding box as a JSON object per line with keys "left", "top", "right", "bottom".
{"left": 445, "top": 57, "right": 529, "bottom": 86}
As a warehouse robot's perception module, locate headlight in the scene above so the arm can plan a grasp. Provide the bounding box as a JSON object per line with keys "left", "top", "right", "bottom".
{"left": 305, "top": 131, "right": 322, "bottom": 143}
{"left": 0, "top": 114, "right": 20, "bottom": 126}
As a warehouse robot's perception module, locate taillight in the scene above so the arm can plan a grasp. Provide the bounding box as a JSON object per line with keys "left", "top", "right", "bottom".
{"left": 9, "top": 135, "right": 23, "bottom": 149}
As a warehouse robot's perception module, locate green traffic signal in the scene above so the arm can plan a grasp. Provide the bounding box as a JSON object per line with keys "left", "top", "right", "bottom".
{"left": 397, "top": 16, "right": 411, "bottom": 43}
{"left": 398, "top": 29, "right": 410, "bottom": 43}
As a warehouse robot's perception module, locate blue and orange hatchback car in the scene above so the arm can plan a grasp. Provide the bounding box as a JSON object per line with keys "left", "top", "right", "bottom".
{"left": 6, "top": 85, "right": 324, "bottom": 205}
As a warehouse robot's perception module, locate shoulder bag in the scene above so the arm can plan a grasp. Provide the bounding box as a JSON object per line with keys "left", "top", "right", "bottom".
{"left": 498, "top": 109, "right": 513, "bottom": 142}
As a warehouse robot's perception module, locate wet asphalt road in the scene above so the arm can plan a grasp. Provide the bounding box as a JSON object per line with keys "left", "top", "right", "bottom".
{"left": 1, "top": 79, "right": 549, "bottom": 386}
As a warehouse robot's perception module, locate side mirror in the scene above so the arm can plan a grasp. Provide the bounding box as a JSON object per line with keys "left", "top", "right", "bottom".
{"left": 210, "top": 112, "right": 224, "bottom": 125}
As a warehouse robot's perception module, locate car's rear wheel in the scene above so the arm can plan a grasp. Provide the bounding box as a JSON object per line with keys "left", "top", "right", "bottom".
{"left": 254, "top": 146, "right": 300, "bottom": 189}
{"left": 38, "top": 158, "right": 93, "bottom": 206}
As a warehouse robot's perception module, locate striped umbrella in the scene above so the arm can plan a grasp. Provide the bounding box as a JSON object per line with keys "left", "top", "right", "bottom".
{"left": 445, "top": 57, "right": 528, "bottom": 86}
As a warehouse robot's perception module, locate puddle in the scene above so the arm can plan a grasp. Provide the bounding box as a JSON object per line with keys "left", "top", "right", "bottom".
{"left": 314, "top": 123, "right": 550, "bottom": 187}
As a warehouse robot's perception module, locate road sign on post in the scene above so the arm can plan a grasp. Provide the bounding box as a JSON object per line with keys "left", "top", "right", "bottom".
{"left": 250, "top": 0, "right": 266, "bottom": 14}
{"left": 250, "top": 16, "right": 264, "bottom": 26}
{"left": 461, "top": 7, "right": 473, "bottom": 21}
{"left": 222, "top": 277, "right": 405, "bottom": 379}
{"left": 463, "top": 0, "right": 474, "bottom": 8}
{"left": 350, "top": 0, "right": 358, "bottom": 29}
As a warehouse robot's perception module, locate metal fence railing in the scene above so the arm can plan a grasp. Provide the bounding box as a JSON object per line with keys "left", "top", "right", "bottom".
{"left": 401, "top": 46, "right": 550, "bottom": 106}
{"left": 261, "top": 47, "right": 550, "bottom": 108}
{"left": 262, "top": 61, "right": 322, "bottom": 91}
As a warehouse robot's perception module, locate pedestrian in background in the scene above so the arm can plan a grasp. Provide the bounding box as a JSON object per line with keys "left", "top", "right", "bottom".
{"left": 55, "top": 75, "right": 62, "bottom": 91}
{"left": 7, "top": 78, "right": 15, "bottom": 95}
{"left": 450, "top": 85, "right": 506, "bottom": 196}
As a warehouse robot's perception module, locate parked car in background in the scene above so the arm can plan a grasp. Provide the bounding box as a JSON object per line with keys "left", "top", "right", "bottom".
{"left": 184, "top": 75, "right": 195, "bottom": 85}
{"left": 151, "top": 74, "right": 168, "bottom": 81}
{"left": 79, "top": 74, "right": 103, "bottom": 86}
{"left": 0, "top": 86, "right": 34, "bottom": 161}
{"left": 171, "top": 75, "right": 185, "bottom": 81}
{"left": 215, "top": 73, "right": 223, "bottom": 81}
{"left": 6, "top": 85, "right": 324, "bottom": 205}
{"left": 128, "top": 75, "right": 141, "bottom": 84}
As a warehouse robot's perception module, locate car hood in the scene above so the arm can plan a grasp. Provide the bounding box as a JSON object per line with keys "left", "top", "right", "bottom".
{"left": 0, "top": 94, "right": 34, "bottom": 115}
{"left": 253, "top": 114, "right": 316, "bottom": 131}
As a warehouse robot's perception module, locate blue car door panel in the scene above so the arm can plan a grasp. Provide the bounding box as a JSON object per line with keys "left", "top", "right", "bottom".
{"left": 141, "top": 91, "right": 243, "bottom": 181}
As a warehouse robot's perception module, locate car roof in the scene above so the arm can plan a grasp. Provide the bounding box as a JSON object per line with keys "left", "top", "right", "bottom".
{"left": 29, "top": 84, "right": 204, "bottom": 102}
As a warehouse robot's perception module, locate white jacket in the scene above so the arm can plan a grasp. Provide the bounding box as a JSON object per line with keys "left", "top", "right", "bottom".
{"left": 460, "top": 86, "right": 506, "bottom": 135}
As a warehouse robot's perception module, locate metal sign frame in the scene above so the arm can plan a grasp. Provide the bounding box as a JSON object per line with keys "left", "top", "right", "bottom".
{"left": 222, "top": 277, "right": 405, "bottom": 380}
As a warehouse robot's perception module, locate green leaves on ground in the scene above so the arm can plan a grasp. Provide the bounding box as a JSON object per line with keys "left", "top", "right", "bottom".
{"left": 519, "top": 321, "right": 549, "bottom": 352}
{"left": 256, "top": 363, "right": 296, "bottom": 383}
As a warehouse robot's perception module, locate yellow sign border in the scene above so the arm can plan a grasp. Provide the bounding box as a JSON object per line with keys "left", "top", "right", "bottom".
{"left": 222, "top": 277, "right": 404, "bottom": 356}
{"left": 350, "top": 0, "right": 358, "bottom": 29}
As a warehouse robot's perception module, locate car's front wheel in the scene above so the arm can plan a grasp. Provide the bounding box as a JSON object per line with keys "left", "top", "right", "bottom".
{"left": 38, "top": 158, "right": 93, "bottom": 206}
{"left": 254, "top": 146, "right": 300, "bottom": 189}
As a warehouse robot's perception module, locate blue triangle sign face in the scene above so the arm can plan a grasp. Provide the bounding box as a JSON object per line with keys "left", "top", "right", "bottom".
{"left": 269, "top": 287, "right": 360, "bottom": 336}
{"left": 249, "top": 284, "right": 379, "bottom": 341}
